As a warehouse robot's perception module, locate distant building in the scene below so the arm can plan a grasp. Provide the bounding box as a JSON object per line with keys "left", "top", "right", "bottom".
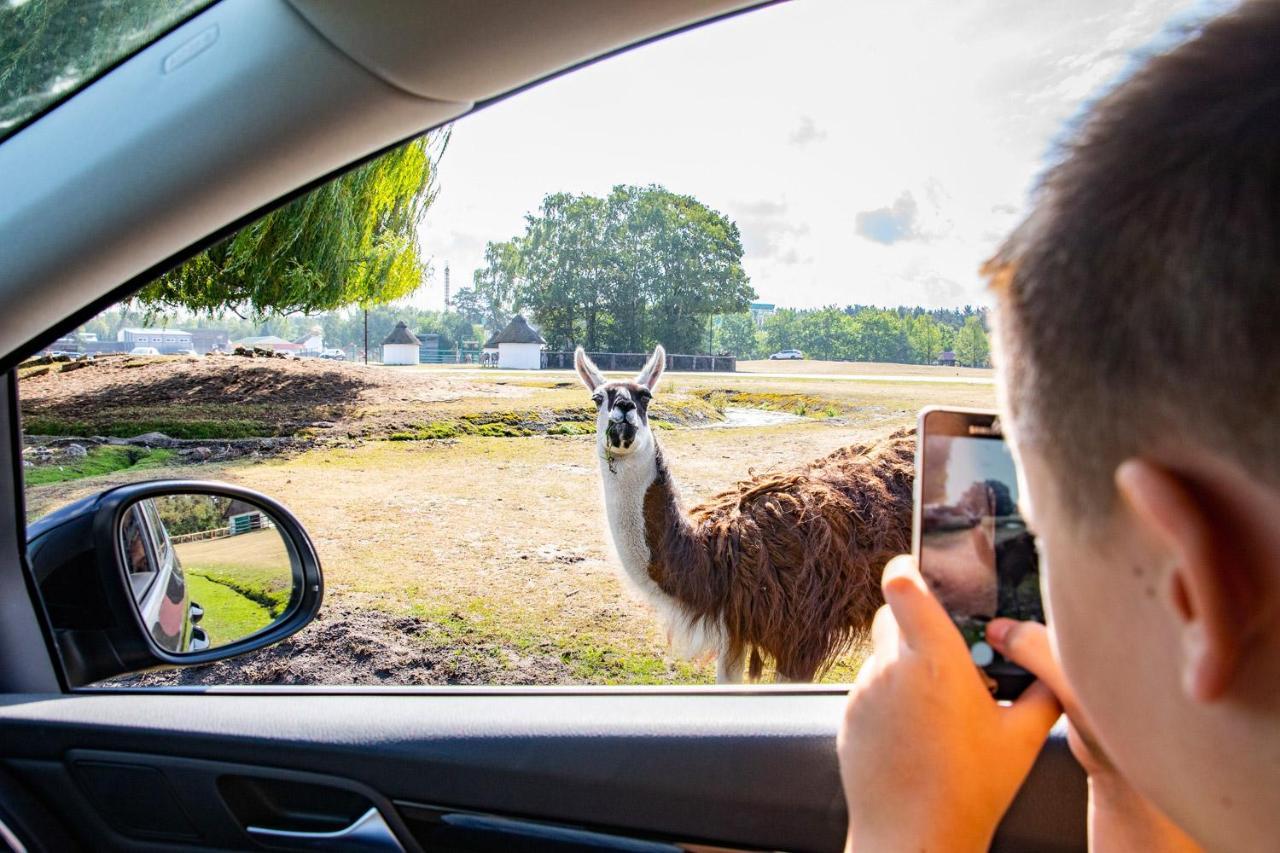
{"left": 937, "top": 350, "right": 958, "bottom": 367}
{"left": 414, "top": 332, "right": 440, "bottom": 363}
{"left": 294, "top": 325, "right": 324, "bottom": 355}
{"left": 232, "top": 335, "right": 302, "bottom": 354}
{"left": 117, "top": 327, "right": 193, "bottom": 353}
{"left": 749, "top": 302, "right": 776, "bottom": 327}
{"left": 493, "top": 315, "right": 545, "bottom": 370}
{"left": 381, "top": 321, "right": 420, "bottom": 365}
{"left": 190, "top": 328, "right": 229, "bottom": 353}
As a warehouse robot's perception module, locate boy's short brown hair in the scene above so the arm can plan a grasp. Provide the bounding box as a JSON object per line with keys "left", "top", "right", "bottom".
{"left": 985, "top": 0, "right": 1280, "bottom": 520}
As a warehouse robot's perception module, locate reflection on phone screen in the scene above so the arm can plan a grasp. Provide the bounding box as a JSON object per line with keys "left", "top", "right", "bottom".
{"left": 919, "top": 428, "right": 1043, "bottom": 670}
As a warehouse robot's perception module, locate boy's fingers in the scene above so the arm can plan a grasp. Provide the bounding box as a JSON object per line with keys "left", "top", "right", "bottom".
{"left": 881, "top": 555, "right": 959, "bottom": 654}
{"left": 1002, "top": 678, "right": 1063, "bottom": 742}
{"left": 987, "top": 618, "right": 1074, "bottom": 706}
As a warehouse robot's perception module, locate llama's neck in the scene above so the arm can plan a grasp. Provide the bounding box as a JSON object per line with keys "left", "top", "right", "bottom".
{"left": 597, "top": 434, "right": 724, "bottom": 661}
{"left": 598, "top": 436, "right": 685, "bottom": 595}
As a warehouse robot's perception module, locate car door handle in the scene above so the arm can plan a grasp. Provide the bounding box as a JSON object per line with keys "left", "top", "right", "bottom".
{"left": 246, "top": 807, "right": 404, "bottom": 852}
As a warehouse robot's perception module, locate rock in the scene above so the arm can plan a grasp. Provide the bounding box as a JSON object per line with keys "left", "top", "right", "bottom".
{"left": 129, "top": 431, "right": 174, "bottom": 447}
{"left": 233, "top": 346, "right": 254, "bottom": 358}
{"left": 59, "top": 360, "right": 88, "bottom": 373}
{"left": 64, "top": 443, "right": 88, "bottom": 459}
{"left": 184, "top": 446, "right": 214, "bottom": 462}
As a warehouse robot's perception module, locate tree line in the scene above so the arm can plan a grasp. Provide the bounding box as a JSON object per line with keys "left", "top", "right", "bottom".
{"left": 453, "top": 185, "right": 756, "bottom": 354}
{"left": 714, "top": 305, "right": 991, "bottom": 367}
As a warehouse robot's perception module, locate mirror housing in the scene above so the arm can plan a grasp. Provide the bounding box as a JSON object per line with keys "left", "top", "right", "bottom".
{"left": 26, "top": 481, "right": 323, "bottom": 687}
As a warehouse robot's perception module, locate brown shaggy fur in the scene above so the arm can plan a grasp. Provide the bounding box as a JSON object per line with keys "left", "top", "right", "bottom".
{"left": 643, "top": 427, "right": 916, "bottom": 681}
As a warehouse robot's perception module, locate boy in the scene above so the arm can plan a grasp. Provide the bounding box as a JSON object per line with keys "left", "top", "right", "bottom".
{"left": 838, "top": 2, "right": 1280, "bottom": 850}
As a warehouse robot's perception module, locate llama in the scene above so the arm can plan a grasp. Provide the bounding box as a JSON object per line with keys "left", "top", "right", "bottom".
{"left": 575, "top": 345, "right": 915, "bottom": 683}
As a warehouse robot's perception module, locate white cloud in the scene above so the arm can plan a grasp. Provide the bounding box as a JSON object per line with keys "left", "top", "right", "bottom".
{"left": 417, "top": 0, "right": 1220, "bottom": 311}
{"left": 788, "top": 116, "right": 827, "bottom": 146}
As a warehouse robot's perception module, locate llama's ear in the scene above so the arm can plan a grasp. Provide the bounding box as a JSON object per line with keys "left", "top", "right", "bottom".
{"left": 575, "top": 346, "right": 605, "bottom": 391}
{"left": 637, "top": 344, "right": 666, "bottom": 392}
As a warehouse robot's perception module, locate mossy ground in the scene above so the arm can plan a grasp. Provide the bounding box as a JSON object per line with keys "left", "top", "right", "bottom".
{"left": 22, "top": 445, "right": 176, "bottom": 486}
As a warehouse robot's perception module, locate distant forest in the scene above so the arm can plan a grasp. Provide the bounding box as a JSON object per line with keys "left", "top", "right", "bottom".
{"left": 719, "top": 304, "right": 991, "bottom": 366}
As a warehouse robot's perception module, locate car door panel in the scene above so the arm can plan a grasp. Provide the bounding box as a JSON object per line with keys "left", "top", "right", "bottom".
{"left": 0, "top": 692, "right": 1085, "bottom": 852}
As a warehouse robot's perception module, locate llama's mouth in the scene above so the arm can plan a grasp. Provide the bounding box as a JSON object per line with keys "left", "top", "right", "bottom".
{"left": 605, "top": 421, "right": 637, "bottom": 450}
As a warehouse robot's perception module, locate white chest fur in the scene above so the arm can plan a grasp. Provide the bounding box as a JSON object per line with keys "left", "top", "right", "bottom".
{"left": 596, "top": 438, "right": 720, "bottom": 659}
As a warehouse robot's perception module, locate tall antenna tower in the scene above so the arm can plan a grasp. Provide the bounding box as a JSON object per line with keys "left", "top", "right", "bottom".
{"left": 443, "top": 262, "right": 451, "bottom": 311}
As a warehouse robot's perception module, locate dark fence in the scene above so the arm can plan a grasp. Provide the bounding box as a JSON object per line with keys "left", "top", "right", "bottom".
{"left": 541, "top": 351, "right": 735, "bottom": 373}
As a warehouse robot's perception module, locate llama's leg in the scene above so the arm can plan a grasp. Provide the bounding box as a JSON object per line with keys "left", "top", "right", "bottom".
{"left": 715, "top": 646, "right": 745, "bottom": 684}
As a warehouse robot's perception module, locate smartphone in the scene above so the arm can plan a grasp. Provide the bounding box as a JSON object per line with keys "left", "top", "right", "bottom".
{"left": 913, "top": 407, "right": 1044, "bottom": 700}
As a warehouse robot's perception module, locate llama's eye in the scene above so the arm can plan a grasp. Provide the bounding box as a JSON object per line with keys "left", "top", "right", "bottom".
{"left": 637, "top": 389, "right": 652, "bottom": 401}
{"left": 591, "top": 393, "right": 604, "bottom": 406}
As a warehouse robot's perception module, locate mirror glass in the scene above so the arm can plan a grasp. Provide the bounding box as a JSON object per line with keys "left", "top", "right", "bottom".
{"left": 119, "top": 493, "right": 298, "bottom": 653}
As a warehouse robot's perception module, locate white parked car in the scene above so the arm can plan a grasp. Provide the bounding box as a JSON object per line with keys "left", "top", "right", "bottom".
{"left": 769, "top": 349, "right": 804, "bottom": 360}
{"left": 129, "top": 346, "right": 161, "bottom": 356}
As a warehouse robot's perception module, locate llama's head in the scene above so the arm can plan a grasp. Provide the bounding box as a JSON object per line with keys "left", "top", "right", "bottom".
{"left": 574, "top": 345, "right": 665, "bottom": 459}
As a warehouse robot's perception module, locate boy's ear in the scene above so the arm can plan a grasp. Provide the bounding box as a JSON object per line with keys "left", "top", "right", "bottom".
{"left": 575, "top": 346, "right": 605, "bottom": 391}
{"left": 636, "top": 344, "right": 666, "bottom": 392}
{"left": 1115, "top": 459, "right": 1267, "bottom": 702}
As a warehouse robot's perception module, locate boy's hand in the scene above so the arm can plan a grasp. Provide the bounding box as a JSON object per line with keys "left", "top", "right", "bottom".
{"left": 986, "top": 619, "right": 1202, "bottom": 852}
{"left": 985, "top": 617, "right": 1114, "bottom": 777}
{"left": 837, "top": 555, "right": 1061, "bottom": 852}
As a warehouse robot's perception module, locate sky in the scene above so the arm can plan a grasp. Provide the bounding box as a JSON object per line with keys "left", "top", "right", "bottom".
{"left": 415, "top": 0, "right": 1231, "bottom": 313}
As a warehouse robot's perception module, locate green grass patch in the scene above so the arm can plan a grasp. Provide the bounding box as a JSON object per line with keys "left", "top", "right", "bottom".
{"left": 547, "top": 422, "right": 594, "bottom": 435}
{"left": 23, "top": 415, "right": 271, "bottom": 440}
{"left": 23, "top": 445, "right": 176, "bottom": 486}
{"left": 186, "top": 573, "right": 275, "bottom": 647}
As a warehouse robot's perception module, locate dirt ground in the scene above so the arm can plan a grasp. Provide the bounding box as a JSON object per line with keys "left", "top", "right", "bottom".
{"left": 22, "top": 358, "right": 998, "bottom": 686}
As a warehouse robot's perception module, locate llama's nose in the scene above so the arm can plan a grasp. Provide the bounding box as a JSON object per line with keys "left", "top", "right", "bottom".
{"left": 614, "top": 398, "right": 635, "bottom": 413}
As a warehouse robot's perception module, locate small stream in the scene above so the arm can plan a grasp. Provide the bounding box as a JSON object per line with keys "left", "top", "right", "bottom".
{"left": 695, "top": 407, "right": 806, "bottom": 429}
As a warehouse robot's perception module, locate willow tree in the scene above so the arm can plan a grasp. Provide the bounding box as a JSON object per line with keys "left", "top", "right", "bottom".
{"left": 140, "top": 132, "right": 447, "bottom": 315}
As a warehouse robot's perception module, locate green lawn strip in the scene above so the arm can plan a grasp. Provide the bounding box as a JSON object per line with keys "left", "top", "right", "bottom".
{"left": 186, "top": 573, "right": 275, "bottom": 646}
{"left": 23, "top": 416, "right": 272, "bottom": 440}
{"left": 23, "top": 445, "right": 176, "bottom": 486}
{"left": 183, "top": 565, "right": 291, "bottom": 616}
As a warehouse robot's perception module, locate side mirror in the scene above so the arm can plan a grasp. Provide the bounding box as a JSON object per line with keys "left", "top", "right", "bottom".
{"left": 26, "top": 481, "right": 323, "bottom": 687}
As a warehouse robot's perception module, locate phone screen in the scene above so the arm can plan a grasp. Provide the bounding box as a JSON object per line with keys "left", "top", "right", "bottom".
{"left": 917, "top": 409, "right": 1043, "bottom": 697}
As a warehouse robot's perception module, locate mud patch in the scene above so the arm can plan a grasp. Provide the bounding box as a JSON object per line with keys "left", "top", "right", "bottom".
{"left": 106, "top": 602, "right": 576, "bottom": 687}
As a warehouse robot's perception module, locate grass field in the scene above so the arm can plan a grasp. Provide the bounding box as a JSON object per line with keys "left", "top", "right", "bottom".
{"left": 186, "top": 574, "right": 275, "bottom": 647}
{"left": 23, "top": 361, "right": 997, "bottom": 686}
{"left": 176, "top": 529, "right": 294, "bottom": 615}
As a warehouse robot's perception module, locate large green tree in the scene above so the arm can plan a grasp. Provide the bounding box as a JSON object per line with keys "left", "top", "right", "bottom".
{"left": 139, "top": 132, "right": 447, "bottom": 315}
{"left": 470, "top": 239, "right": 523, "bottom": 333}
{"left": 478, "top": 185, "right": 754, "bottom": 353}
{"left": 1, "top": 0, "right": 206, "bottom": 135}
{"left": 954, "top": 315, "right": 991, "bottom": 367}
{"left": 714, "top": 313, "right": 762, "bottom": 359}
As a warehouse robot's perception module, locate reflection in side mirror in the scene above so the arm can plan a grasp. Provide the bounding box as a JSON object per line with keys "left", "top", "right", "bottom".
{"left": 26, "top": 480, "right": 322, "bottom": 686}
{"left": 120, "top": 495, "right": 298, "bottom": 654}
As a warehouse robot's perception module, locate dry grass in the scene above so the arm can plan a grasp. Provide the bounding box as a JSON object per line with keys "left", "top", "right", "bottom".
{"left": 24, "top": 368, "right": 998, "bottom": 684}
